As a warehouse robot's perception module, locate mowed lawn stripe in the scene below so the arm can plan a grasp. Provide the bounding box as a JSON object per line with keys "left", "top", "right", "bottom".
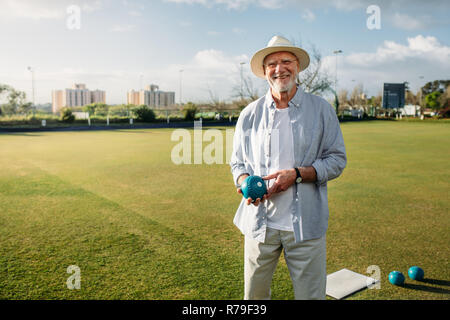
{"left": 0, "top": 160, "right": 243, "bottom": 299}
{"left": 0, "top": 121, "right": 449, "bottom": 300}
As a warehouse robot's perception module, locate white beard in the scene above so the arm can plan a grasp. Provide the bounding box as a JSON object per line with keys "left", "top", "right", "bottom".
{"left": 268, "top": 73, "right": 296, "bottom": 94}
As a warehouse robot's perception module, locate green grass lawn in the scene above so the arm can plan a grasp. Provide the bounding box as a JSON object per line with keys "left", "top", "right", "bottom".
{"left": 0, "top": 121, "right": 449, "bottom": 300}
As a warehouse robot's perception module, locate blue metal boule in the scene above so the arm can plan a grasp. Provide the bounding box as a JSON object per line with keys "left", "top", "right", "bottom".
{"left": 408, "top": 266, "right": 424, "bottom": 281}
{"left": 388, "top": 271, "right": 405, "bottom": 286}
{"left": 241, "top": 175, "right": 267, "bottom": 202}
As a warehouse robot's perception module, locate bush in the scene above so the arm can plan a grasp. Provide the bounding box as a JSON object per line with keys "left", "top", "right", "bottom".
{"left": 182, "top": 102, "right": 198, "bottom": 121}
{"left": 132, "top": 105, "right": 155, "bottom": 122}
{"left": 438, "top": 107, "right": 450, "bottom": 118}
{"left": 60, "top": 108, "right": 75, "bottom": 123}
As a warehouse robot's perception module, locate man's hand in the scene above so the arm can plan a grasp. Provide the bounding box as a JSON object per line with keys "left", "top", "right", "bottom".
{"left": 236, "top": 174, "right": 267, "bottom": 206}
{"left": 263, "top": 167, "right": 318, "bottom": 199}
{"left": 262, "top": 169, "right": 296, "bottom": 200}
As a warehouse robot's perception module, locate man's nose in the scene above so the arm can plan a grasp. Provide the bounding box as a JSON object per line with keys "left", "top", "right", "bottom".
{"left": 274, "top": 63, "right": 283, "bottom": 73}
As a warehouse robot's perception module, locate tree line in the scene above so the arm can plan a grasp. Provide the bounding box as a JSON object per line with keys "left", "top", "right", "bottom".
{"left": 0, "top": 84, "right": 33, "bottom": 116}
{"left": 336, "top": 80, "right": 449, "bottom": 116}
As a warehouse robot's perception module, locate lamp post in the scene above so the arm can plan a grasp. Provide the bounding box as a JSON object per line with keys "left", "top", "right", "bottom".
{"left": 27, "top": 66, "right": 35, "bottom": 116}
{"left": 179, "top": 69, "right": 184, "bottom": 105}
{"left": 418, "top": 76, "right": 425, "bottom": 117}
{"left": 239, "top": 62, "right": 246, "bottom": 100}
{"left": 333, "top": 50, "right": 342, "bottom": 95}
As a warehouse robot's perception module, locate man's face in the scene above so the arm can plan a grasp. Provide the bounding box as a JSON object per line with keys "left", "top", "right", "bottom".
{"left": 263, "top": 51, "right": 299, "bottom": 94}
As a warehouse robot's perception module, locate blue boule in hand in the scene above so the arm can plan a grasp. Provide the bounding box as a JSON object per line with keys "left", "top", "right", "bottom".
{"left": 241, "top": 175, "right": 267, "bottom": 202}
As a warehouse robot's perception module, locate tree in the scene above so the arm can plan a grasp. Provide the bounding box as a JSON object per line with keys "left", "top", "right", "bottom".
{"left": 438, "top": 84, "right": 450, "bottom": 109}
{"left": 348, "top": 84, "right": 364, "bottom": 106}
{"left": 18, "top": 102, "right": 33, "bottom": 115}
{"left": 182, "top": 102, "right": 198, "bottom": 121}
{"left": 83, "top": 103, "right": 96, "bottom": 117}
{"left": 0, "top": 86, "right": 29, "bottom": 115}
{"left": 93, "top": 103, "right": 109, "bottom": 116}
{"left": 337, "top": 89, "right": 349, "bottom": 112}
{"left": 298, "top": 46, "right": 333, "bottom": 95}
{"left": 424, "top": 91, "right": 442, "bottom": 110}
{"left": 372, "top": 92, "right": 382, "bottom": 108}
{"left": 421, "top": 80, "right": 450, "bottom": 96}
{"left": 60, "top": 107, "right": 75, "bottom": 123}
{"left": 133, "top": 105, "right": 155, "bottom": 122}
{"left": 0, "top": 84, "right": 10, "bottom": 116}
{"left": 405, "top": 90, "right": 418, "bottom": 105}
{"left": 207, "top": 85, "right": 226, "bottom": 112}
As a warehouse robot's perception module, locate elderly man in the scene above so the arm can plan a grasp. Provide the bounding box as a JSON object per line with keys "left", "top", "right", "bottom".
{"left": 230, "top": 35, "right": 347, "bottom": 300}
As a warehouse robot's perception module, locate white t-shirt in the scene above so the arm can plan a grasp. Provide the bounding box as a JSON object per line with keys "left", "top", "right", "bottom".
{"left": 266, "top": 107, "right": 294, "bottom": 231}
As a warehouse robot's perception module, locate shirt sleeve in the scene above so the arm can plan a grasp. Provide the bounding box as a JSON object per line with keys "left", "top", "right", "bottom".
{"left": 311, "top": 102, "right": 347, "bottom": 186}
{"left": 230, "top": 113, "right": 250, "bottom": 187}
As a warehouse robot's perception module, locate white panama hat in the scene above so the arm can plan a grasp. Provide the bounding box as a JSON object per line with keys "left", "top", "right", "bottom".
{"left": 250, "top": 35, "right": 310, "bottom": 79}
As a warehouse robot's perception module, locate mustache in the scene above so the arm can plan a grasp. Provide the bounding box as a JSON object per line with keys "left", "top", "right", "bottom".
{"left": 271, "top": 72, "right": 291, "bottom": 80}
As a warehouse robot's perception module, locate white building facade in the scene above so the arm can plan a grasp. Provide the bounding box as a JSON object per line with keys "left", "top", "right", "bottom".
{"left": 52, "top": 84, "right": 106, "bottom": 114}
{"left": 127, "top": 84, "right": 175, "bottom": 108}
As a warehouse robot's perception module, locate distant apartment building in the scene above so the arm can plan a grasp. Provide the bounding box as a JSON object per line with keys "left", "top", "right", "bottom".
{"left": 127, "top": 90, "right": 140, "bottom": 106}
{"left": 52, "top": 83, "right": 106, "bottom": 114}
{"left": 127, "top": 84, "right": 175, "bottom": 108}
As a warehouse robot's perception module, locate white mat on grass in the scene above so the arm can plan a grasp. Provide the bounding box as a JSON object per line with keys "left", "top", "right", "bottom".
{"left": 326, "top": 268, "right": 378, "bottom": 300}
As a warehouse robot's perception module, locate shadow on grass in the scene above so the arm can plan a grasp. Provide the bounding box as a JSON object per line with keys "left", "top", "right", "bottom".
{"left": 420, "top": 278, "right": 450, "bottom": 287}
{"left": 110, "top": 130, "right": 154, "bottom": 134}
{"left": 402, "top": 278, "right": 450, "bottom": 295}
{"left": 0, "top": 132, "right": 43, "bottom": 136}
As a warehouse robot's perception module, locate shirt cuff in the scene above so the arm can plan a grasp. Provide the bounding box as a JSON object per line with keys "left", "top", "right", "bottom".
{"left": 233, "top": 171, "right": 249, "bottom": 187}
{"left": 312, "top": 160, "right": 326, "bottom": 186}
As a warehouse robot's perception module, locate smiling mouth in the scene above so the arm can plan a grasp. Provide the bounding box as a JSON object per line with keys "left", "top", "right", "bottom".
{"left": 272, "top": 73, "right": 290, "bottom": 80}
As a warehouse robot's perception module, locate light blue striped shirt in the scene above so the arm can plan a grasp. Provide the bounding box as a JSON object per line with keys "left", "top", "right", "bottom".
{"left": 230, "top": 86, "right": 347, "bottom": 243}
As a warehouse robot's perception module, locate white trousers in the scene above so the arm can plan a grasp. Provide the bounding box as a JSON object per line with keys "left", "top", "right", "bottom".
{"left": 244, "top": 227, "right": 326, "bottom": 300}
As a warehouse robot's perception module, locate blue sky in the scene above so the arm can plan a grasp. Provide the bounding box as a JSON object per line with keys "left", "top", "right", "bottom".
{"left": 0, "top": 0, "right": 449, "bottom": 104}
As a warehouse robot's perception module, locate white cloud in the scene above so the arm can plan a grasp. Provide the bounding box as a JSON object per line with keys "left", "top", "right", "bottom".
{"left": 301, "top": 9, "right": 315, "bottom": 22}
{"left": 128, "top": 10, "right": 142, "bottom": 17}
{"left": 0, "top": 0, "right": 63, "bottom": 20}
{"left": 164, "top": 0, "right": 450, "bottom": 10}
{"left": 22, "top": 49, "right": 256, "bottom": 104}
{"left": 81, "top": 0, "right": 103, "bottom": 13}
{"left": 179, "top": 20, "right": 192, "bottom": 27}
{"left": 110, "top": 24, "right": 136, "bottom": 32}
{"left": 163, "top": 0, "right": 282, "bottom": 10}
{"left": 154, "top": 49, "right": 258, "bottom": 102}
{"left": 163, "top": 0, "right": 449, "bottom": 31}
{"left": 391, "top": 13, "right": 432, "bottom": 30}
{"left": 232, "top": 27, "right": 245, "bottom": 34}
{"left": 0, "top": 0, "right": 104, "bottom": 20}
{"left": 207, "top": 30, "right": 221, "bottom": 36}
{"left": 343, "top": 35, "right": 450, "bottom": 67}
{"left": 321, "top": 35, "right": 450, "bottom": 96}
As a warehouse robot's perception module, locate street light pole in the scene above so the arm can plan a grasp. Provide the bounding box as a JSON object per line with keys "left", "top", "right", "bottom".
{"left": 333, "top": 50, "right": 342, "bottom": 95}
{"left": 240, "top": 62, "right": 246, "bottom": 100}
{"left": 179, "top": 69, "right": 184, "bottom": 105}
{"left": 27, "top": 66, "right": 35, "bottom": 115}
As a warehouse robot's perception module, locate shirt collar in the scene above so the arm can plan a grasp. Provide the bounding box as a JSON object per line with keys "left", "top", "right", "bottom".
{"left": 265, "top": 85, "right": 303, "bottom": 110}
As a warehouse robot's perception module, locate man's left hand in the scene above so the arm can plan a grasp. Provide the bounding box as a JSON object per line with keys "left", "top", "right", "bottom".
{"left": 262, "top": 169, "right": 296, "bottom": 200}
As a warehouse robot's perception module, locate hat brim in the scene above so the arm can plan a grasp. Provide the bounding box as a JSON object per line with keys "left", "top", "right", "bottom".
{"left": 250, "top": 46, "right": 310, "bottom": 79}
